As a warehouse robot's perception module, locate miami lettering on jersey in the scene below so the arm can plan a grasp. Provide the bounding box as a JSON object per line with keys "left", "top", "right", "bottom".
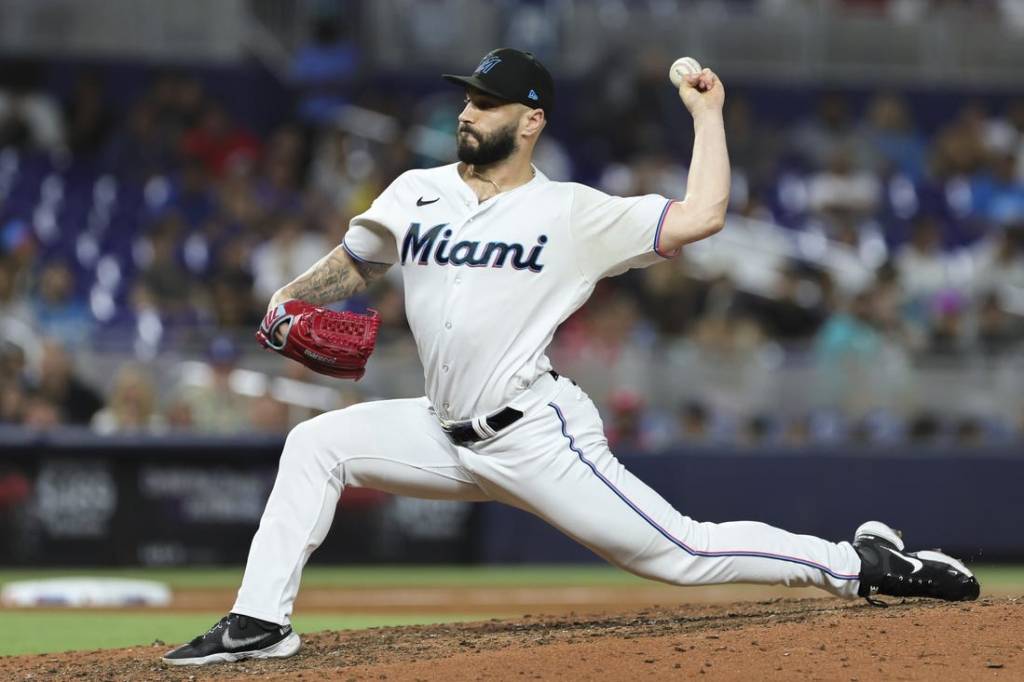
{"left": 400, "top": 223, "right": 548, "bottom": 272}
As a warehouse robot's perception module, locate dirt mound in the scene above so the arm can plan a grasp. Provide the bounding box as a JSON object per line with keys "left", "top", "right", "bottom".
{"left": 2, "top": 597, "right": 1020, "bottom": 681}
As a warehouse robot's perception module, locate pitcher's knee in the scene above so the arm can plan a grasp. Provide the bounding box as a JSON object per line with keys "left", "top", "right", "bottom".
{"left": 279, "top": 410, "right": 349, "bottom": 470}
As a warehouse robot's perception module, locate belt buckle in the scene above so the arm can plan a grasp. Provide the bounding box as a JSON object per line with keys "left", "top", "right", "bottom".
{"left": 439, "top": 417, "right": 467, "bottom": 442}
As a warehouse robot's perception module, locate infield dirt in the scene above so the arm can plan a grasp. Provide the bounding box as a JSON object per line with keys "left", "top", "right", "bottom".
{"left": 1, "top": 597, "right": 1020, "bottom": 681}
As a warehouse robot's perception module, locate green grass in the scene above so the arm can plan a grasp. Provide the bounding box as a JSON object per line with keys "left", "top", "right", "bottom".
{"left": 1, "top": 564, "right": 1020, "bottom": 589}
{"left": 969, "top": 565, "right": 1024, "bottom": 592}
{"left": 1, "top": 564, "right": 1021, "bottom": 656}
{"left": 0, "top": 612, "right": 488, "bottom": 656}
{"left": 0, "top": 565, "right": 653, "bottom": 589}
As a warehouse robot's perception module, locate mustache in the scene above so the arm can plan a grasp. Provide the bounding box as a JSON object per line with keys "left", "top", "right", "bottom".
{"left": 458, "top": 124, "right": 481, "bottom": 139}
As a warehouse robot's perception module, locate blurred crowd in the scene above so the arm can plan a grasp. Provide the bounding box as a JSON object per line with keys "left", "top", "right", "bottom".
{"left": 0, "top": 19, "right": 1023, "bottom": 445}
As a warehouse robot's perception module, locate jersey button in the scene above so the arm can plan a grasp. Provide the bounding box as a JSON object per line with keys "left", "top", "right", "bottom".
{"left": 442, "top": 364, "right": 450, "bottom": 373}
{"left": 443, "top": 402, "right": 450, "bottom": 410}
{"left": 444, "top": 321, "right": 452, "bottom": 329}
{"left": 454, "top": 277, "right": 462, "bottom": 285}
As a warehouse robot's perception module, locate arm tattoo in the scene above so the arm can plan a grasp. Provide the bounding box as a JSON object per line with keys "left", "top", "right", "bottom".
{"left": 351, "top": 259, "right": 391, "bottom": 286}
{"left": 273, "top": 246, "right": 390, "bottom": 306}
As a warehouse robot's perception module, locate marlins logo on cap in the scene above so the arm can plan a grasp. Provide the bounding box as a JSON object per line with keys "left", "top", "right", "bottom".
{"left": 442, "top": 48, "right": 555, "bottom": 114}
{"left": 476, "top": 55, "right": 502, "bottom": 74}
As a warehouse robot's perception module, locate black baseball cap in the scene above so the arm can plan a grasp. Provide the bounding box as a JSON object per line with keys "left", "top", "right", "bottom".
{"left": 442, "top": 48, "right": 555, "bottom": 115}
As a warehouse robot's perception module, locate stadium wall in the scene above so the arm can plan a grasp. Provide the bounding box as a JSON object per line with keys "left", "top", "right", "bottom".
{"left": 0, "top": 435, "right": 1018, "bottom": 565}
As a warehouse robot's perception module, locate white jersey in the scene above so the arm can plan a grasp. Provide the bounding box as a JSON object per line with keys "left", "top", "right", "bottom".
{"left": 343, "top": 163, "right": 678, "bottom": 421}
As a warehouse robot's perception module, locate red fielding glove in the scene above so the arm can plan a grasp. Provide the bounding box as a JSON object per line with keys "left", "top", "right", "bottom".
{"left": 256, "top": 300, "right": 381, "bottom": 380}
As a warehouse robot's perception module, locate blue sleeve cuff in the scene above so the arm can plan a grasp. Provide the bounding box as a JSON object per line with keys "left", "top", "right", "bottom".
{"left": 653, "top": 200, "right": 681, "bottom": 259}
{"left": 342, "top": 240, "right": 392, "bottom": 267}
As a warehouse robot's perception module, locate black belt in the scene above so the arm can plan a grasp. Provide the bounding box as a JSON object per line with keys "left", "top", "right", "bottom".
{"left": 442, "top": 371, "right": 561, "bottom": 445}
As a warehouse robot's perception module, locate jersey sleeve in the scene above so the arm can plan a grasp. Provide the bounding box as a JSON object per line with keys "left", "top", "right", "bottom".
{"left": 567, "top": 184, "right": 679, "bottom": 281}
{"left": 341, "top": 176, "right": 404, "bottom": 266}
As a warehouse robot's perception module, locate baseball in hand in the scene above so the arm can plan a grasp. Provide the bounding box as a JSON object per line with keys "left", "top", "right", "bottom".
{"left": 669, "top": 57, "right": 702, "bottom": 88}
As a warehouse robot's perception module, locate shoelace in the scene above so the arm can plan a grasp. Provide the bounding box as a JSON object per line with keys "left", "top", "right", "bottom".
{"left": 190, "top": 615, "right": 244, "bottom": 645}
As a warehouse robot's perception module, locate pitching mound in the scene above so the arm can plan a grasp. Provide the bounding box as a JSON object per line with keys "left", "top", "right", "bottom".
{"left": 2, "top": 597, "right": 1019, "bottom": 680}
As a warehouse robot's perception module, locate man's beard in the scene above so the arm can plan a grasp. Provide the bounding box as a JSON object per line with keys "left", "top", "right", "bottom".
{"left": 457, "top": 122, "right": 518, "bottom": 165}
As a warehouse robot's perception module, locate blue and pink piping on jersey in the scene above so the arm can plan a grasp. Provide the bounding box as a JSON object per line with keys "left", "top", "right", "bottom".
{"left": 547, "top": 401, "right": 860, "bottom": 582}
{"left": 654, "top": 199, "right": 682, "bottom": 259}
{"left": 342, "top": 240, "right": 392, "bottom": 267}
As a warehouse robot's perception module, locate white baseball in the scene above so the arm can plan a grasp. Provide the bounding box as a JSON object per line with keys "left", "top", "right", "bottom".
{"left": 669, "top": 57, "right": 702, "bottom": 88}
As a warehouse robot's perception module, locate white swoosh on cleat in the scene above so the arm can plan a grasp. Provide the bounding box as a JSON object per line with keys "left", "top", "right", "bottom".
{"left": 882, "top": 546, "right": 923, "bottom": 573}
{"left": 222, "top": 629, "right": 269, "bottom": 651}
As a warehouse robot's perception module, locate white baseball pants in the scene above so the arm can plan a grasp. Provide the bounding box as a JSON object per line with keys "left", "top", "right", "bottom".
{"left": 233, "top": 373, "right": 862, "bottom": 625}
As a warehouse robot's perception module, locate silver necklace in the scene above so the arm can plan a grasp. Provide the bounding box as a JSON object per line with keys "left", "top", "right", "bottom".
{"left": 469, "top": 166, "right": 535, "bottom": 195}
{"left": 470, "top": 168, "right": 503, "bottom": 194}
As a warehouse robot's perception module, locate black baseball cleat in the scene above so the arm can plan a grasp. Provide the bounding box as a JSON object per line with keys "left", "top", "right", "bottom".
{"left": 853, "top": 520, "right": 980, "bottom": 605}
{"left": 162, "top": 612, "right": 301, "bottom": 665}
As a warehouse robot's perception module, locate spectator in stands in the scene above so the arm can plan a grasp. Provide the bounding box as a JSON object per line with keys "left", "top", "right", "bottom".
{"left": 972, "top": 226, "right": 1024, "bottom": 298}
{"left": 91, "top": 364, "right": 161, "bottom": 434}
{"left": 781, "top": 415, "right": 812, "bottom": 447}
{"left": 971, "top": 150, "right": 1024, "bottom": 225}
{"left": 0, "top": 256, "right": 33, "bottom": 328}
{"left": 927, "top": 289, "right": 969, "bottom": 356}
{"left": 175, "top": 160, "right": 218, "bottom": 229}
{"left": 217, "top": 166, "right": 265, "bottom": 226}
{"left": 182, "top": 102, "right": 261, "bottom": 177}
{"left": 0, "top": 341, "right": 27, "bottom": 424}
{"left": 162, "top": 396, "right": 195, "bottom": 431}
{"left": 308, "top": 129, "right": 359, "bottom": 213}
{"left": 0, "top": 59, "right": 65, "bottom": 153}
{"left": 248, "top": 394, "right": 291, "bottom": 434}
{"left": 1007, "top": 99, "right": 1024, "bottom": 181}
{"left": 739, "top": 414, "right": 773, "bottom": 447}
{"left": 907, "top": 411, "right": 943, "bottom": 445}
{"left": 634, "top": 260, "right": 703, "bottom": 337}
{"left": 102, "top": 99, "right": 174, "bottom": 177}
{"left": 20, "top": 394, "right": 61, "bottom": 428}
{"left": 677, "top": 401, "right": 711, "bottom": 444}
{"left": 789, "top": 93, "right": 868, "bottom": 170}
{"left": 806, "top": 146, "right": 881, "bottom": 227}
{"left": 975, "top": 292, "right": 1019, "bottom": 354}
{"left": 176, "top": 336, "right": 249, "bottom": 434}
{"left": 290, "top": 11, "right": 361, "bottom": 125}
{"left": 861, "top": 92, "right": 928, "bottom": 179}
{"left": 896, "top": 217, "right": 954, "bottom": 303}
{"left": 64, "top": 72, "right": 112, "bottom": 158}
{"left": 138, "top": 215, "right": 193, "bottom": 319}
{"left": 27, "top": 339, "right": 103, "bottom": 425}
{"left": 253, "top": 125, "right": 306, "bottom": 216}
{"left": 151, "top": 74, "right": 206, "bottom": 145}
{"left": 206, "top": 237, "right": 261, "bottom": 328}
{"left": 251, "top": 214, "right": 330, "bottom": 302}
{"left": 0, "top": 385, "right": 25, "bottom": 425}
{"left": 815, "top": 290, "right": 883, "bottom": 364}
{"left": 932, "top": 102, "right": 989, "bottom": 180}
{"left": 724, "top": 95, "right": 779, "bottom": 192}
{"left": 31, "top": 261, "right": 93, "bottom": 345}
{"left": 754, "top": 263, "right": 827, "bottom": 340}
{"left": 556, "top": 288, "right": 645, "bottom": 365}
{"left": 605, "top": 390, "right": 652, "bottom": 453}
{"left": 953, "top": 415, "right": 985, "bottom": 447}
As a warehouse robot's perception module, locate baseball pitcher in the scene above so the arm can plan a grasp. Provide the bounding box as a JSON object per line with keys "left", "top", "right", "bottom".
{"left": 163, "top": 48, "right": 979, "bottom": 666}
